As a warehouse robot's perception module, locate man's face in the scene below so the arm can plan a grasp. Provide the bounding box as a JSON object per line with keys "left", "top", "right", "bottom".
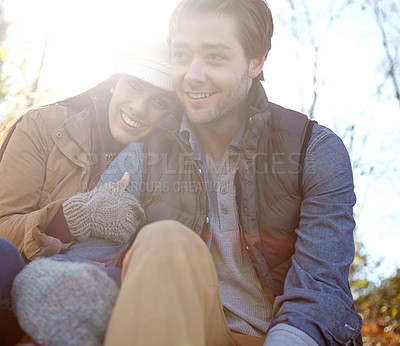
{"left": 170, "top": 12, "right": 261, "bottom": 127}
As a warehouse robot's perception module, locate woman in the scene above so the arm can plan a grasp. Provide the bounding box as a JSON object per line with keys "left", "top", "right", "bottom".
{"left": 0, "top": 38, "right": 176, "bottom": 260}
{"left": 0, "top": 38, "right": 177, "bottom": 345}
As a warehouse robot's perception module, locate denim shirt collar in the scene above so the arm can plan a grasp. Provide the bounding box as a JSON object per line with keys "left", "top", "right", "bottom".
{"left": 179, "top": 114, "right": 246, "bottom": 163}
{"left": 179, "top": 114, "right": 203, "bottom": 162}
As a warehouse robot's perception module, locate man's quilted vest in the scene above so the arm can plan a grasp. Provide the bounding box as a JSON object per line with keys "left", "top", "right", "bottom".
{"left": 140, "top": 83, "right": 311, "bottom": 301}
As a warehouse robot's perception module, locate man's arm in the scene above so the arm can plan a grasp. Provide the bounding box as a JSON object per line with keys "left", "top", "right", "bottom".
{"left": 268, "top": 124, "right": 362, "bottom": 345}
{"left": 97, "top": 142, "right": 143, "bottom": 200}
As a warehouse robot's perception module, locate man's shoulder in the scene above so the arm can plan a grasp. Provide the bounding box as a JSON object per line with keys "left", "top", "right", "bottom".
{"left": 266, "top": 104, "right": 345, "bottom": 155}
{"left": 262, "top": 101, "right": 310, "bottom": 138}
{"left": 268, "top": 102, "right": 308, "bottom": 122}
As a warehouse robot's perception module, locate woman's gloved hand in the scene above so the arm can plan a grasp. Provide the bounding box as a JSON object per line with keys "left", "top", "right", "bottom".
{"left": 63, "top": 173, "right": 144, "bottom": 244}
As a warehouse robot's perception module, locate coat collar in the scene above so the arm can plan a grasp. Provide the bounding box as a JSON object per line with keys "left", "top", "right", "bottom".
{"left": 50, "top": 105, "right": 93, "bottom": 167}
{"left": 64, "top": 107, "right": 92, "bottom": 147}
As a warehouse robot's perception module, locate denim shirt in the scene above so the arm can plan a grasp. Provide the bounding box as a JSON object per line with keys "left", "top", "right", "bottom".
{"left": 99, "top": 118, "right": 362, "bottom": 345}
{"left": 269, "top": 123, "right": 361, "bottom": 345}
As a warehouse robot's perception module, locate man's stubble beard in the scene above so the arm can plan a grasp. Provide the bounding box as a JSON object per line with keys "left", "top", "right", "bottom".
{"left": 186, "top": 69, "right": 251, "bottom": 126}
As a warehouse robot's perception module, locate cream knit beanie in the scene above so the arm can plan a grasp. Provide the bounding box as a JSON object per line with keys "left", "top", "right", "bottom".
{"left": 114, "top": 39, "right": 173, "bottom": 92}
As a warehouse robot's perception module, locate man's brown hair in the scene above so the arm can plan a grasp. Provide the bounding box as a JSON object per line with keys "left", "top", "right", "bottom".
{"left": 168, "top": 0, "right": 274, "bottom": 63}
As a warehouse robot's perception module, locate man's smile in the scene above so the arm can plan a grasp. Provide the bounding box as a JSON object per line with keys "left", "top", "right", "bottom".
{"left": 187, "top": 92, "right": 215, "bottom": 99}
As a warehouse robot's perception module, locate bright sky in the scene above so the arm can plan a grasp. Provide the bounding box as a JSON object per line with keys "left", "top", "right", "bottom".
{"left": 3, "top": 0, "right": 400, "bottom": 281}
{"left": 3, "top": 0, "right": 182, "bottom": 99}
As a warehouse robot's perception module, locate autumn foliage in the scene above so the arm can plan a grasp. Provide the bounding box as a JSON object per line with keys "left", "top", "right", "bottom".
{"left": 355, "top": 269, "right": 400, "bottom": 345}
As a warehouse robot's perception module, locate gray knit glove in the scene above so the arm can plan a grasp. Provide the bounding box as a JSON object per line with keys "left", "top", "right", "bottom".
{"left": 63, "top": 181, "right": 144, "bottom": 244}
{"left": 11, "top": 259, "right": 119, "bottom": 346}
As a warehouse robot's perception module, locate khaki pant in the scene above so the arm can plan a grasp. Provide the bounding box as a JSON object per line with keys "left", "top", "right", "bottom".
{"left": 105, "top": 220, "right": 264, "bottom": 346}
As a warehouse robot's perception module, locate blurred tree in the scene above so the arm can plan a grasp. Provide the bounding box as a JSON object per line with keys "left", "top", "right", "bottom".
{"left": 367, "top": 0, "right": 400, "bottom": 106}
{"left": 281, "top": 0, "right": 400, "bottom": 110}
{"left": 362, "top": 0, "right": 400, "bottom": 107}
{"left": 356, "top": 268, "right": 400, "bottom": 345}
{"left": 349, "top": 233, "right": 387, "bottom": 300}
{"left": 0, "top": 0, "right": 48, "bottom": 140}
{"left": 0, "top": 0, "right": 10, "bottom": 132}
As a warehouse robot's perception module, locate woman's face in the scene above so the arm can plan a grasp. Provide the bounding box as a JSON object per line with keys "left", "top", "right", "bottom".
{"left": 109, "top": 75, "right": 176, "bottom": 145}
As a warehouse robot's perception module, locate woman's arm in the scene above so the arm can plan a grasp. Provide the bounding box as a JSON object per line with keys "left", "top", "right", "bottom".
{"left": 0, "top": 110, "right": 67, "bottom": 259}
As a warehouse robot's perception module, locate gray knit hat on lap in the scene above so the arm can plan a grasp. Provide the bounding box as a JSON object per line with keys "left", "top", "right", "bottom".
{"left": 11, "top": 259, "right": 119, "bottom": 346}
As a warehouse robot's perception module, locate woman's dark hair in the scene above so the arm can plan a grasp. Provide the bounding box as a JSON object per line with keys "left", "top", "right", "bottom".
{"left": 0, "top": 74, "right": 121, "bottom": 162}
{"left": 56, "top": 74, "right": 120, "bottom": 109}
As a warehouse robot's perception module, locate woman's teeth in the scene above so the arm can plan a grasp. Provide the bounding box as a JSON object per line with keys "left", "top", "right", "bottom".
{"left": 121, "top": 112, "right": 143, "bottom": 128}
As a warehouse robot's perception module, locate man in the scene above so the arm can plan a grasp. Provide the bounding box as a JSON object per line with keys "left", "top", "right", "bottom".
{"left": 104, "top": 0, "right": 363, "bottom": 345}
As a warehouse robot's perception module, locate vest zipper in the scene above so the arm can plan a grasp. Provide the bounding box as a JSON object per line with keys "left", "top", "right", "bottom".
{"left": 238, "top": 221, "right": 249, "bottom": 250}
{"left": 160, "top": 127, "right": 208, "bottom": 235}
